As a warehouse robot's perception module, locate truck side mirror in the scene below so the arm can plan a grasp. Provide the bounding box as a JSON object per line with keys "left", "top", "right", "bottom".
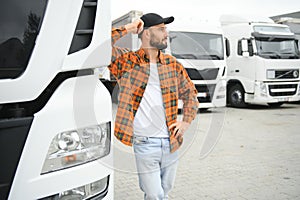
{"left": 241, "top": 39, "right": 249, "bottom": 57}
{"left": 225, "top": 38, "right": 230, "bottom": 57}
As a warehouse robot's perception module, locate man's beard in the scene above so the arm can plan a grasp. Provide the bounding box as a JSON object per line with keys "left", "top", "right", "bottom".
{"left": 150, "top": 34, "right": 167, "bottom": 50}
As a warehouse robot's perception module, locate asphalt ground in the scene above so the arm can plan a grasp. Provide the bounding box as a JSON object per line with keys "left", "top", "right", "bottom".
{"left": 113, "top": 103, "right": 300, "bottom": 200}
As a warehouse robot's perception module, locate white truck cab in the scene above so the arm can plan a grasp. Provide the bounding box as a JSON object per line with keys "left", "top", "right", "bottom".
{"left": 221, "top": 15, "right": 300, "bottom": 107}
{"left": 166, "top": 18, "right": 227, "bottom": 110}
{"left": 0, "top": 0, "right": 113, "bottom": 199}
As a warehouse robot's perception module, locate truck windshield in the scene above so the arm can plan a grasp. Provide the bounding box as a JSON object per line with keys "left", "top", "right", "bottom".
{"left": 0, "top": 0, "right": 48, "bottom": 79}
{"left": 255, "top": 39, "right": 300, "bottom": 59}
{"left": 169, "top": 31, "right": 224, "bottom": 60}
{"left": 253, "top": 25, "right": 300, "bottom": 59}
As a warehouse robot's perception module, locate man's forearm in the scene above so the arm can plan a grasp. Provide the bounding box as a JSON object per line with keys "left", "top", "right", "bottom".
{"left": 182, "top": 99, "right": 198, "bottom": 123}
{"left": 111, "top": 19, "right": 143, "bottom": 46}
{"left": 111, "top": 26, "right": 128, "bottom": 45}
{"left": 177, "top": 63, "right": 199, "bottom": 123}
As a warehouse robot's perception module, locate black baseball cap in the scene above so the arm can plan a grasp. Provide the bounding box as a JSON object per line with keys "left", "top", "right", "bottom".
{"left": 141, "top": 13, "right": 174, "bottom": 28}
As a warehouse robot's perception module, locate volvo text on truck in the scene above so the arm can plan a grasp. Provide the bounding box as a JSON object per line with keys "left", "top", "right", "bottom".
{"left": 0, "top": 0, "right": 113, "bottom": 199}
{"left": 220, "top": 15, "right": 300, "bottom": 107}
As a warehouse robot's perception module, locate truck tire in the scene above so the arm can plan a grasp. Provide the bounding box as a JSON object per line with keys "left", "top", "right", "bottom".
{"left": 228, "top": 84, "right": 247, "bottom": 108}
{"left": 268, "top": 102, "right": 283, "bottom": 108}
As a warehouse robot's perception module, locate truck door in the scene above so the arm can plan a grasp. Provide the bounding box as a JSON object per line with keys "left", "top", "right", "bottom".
{"left": 235, "top": 38, "right": 257, "bottom": 93}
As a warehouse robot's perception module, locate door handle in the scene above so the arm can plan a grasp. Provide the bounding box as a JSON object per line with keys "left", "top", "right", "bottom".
{"left": 235, "top": 69, "right": 240, "bottom": 73}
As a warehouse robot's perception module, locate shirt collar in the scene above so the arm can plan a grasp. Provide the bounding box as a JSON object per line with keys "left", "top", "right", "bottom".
{"left": 136, "top": 48, "right": 165, "bottom": 64}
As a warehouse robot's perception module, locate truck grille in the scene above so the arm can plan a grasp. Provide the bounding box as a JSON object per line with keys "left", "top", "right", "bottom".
{"left": 68, "top": 0, "right": 98, "bottom": 54}
{"left": 0, "top": 117, "right": 33, "bottom": 200}
{"left": 185, "top": 68, "right": 219, "bottom": 80}
{"left": 275, "top": 69, "right": 299, "bottom": 79}
{"left": 268, "top": 84, "right": 298, "bottom": 96}
{"left": 195, "top": 84, "right": 216, "bottom": 103}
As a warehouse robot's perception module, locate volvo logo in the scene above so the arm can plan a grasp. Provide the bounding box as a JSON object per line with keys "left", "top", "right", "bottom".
{"left": 293, "top": 70, "right": 299, "bottom": 78}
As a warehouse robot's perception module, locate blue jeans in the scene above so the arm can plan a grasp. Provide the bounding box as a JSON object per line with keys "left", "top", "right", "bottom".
{"left": 133, "top": 136, "right": 179, "bottom": 200}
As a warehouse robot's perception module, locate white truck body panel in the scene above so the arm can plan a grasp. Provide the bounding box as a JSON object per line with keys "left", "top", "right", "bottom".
{"left": 9, "top": 75, "right": 113, "bottom": 199}
{"left": 0, "top": 0, "right": 114, "bottom": 199}
{"left": 0, "top": 0, "right": 111, "bottom": 103}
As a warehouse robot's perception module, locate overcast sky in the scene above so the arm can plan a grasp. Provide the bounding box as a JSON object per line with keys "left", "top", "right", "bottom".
{"left": 111, "top": 0, "right": 300, "bottom": 21}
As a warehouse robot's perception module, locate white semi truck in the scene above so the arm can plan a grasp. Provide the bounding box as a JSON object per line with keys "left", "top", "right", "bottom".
{"left": 220, "top": 15, "right": 300, "bottom": 107}
{"left": 167, "top": 19, "right": 227, "bottom": 110}
{"left": 111, "top": 11, "right": 227, "bottom": 111}
{"left": 0, "top": 0, "right": 113, "bottom": 199}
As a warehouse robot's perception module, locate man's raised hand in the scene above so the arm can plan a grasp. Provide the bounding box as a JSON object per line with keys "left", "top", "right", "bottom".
{"left": 125, "top": 19, "right": 144, "bottom": 34}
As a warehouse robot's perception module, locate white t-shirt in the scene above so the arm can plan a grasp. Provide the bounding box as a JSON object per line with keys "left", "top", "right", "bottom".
{"left": 133, "top": 63, "right": 169, "bottom": 137}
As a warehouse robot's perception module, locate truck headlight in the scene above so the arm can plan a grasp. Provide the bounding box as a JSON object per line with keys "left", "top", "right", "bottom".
{"left": 216, "top": 80, "right": 226, "bottom": 99}
{"left": 256, "top": 82, "right": 267, "bottom": 97}
{"left": 218, "top": 80, "right": 226, "bottom": 93}
{"left": 40, "top": 175, "right": 109, "bottom": 200}
{"left": 41, "top": 122, "right": 111, "bottom": 174}
{"left": 267, "top": 70, "right": 275, "bottom": 79}
{"left": 260, "top": 82, "right": 267, "bottom": 94}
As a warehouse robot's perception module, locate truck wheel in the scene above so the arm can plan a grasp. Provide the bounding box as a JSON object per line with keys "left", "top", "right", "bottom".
{"left": 228, "top": 84, "right": 247, "bottom": 108}
{"left": 268, "top": 102, "right": 283, "bottom": 108}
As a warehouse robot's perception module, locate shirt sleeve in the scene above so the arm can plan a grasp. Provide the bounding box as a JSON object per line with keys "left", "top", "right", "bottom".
{"left": 108, "top": 26, "right": 131, "bottom": 80}
{"left": 177, "top": 62, "right": 199, "bottom": 123}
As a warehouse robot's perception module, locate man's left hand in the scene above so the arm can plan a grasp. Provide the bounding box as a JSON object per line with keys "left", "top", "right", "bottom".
{"left": 169, "top": 121, "right": 190, "bottom": 138}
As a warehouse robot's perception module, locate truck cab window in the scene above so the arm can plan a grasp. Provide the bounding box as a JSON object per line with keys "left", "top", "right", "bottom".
{"left": 0, "top": 0, "right": 47, "bottom": 79}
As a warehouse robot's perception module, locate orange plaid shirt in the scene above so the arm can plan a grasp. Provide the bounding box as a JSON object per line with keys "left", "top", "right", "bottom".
{"left": 109, "top": 26, "right": 199, "bottom": 152}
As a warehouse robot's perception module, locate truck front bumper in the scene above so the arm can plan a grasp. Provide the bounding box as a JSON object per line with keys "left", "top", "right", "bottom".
{"left": 245, "top": 81, "right": 300, "bottom": 104}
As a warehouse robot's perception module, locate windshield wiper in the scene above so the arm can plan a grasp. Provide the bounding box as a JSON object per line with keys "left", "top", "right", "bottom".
{"left": 280, "top": 52, "right": 300, "bottom": 59}
{"left": 259, "top": 51, "right": 281, "bottom": 58}
{"left": 195, "top": 54, "right": 222, "bottom": 60}
{"left": 208, "top": 54, "right": 221, "bottom": 60}
{"left": 172, "top": 53, "right": 198, "bottom": 59}
{"left": 172, "top": 53, "right": 222, "bottom": 60}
